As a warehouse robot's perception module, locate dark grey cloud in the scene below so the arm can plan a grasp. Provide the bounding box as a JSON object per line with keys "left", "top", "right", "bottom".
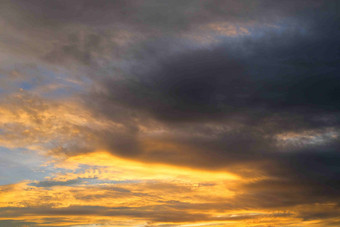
{"left": 29, "top": 178, "right": 90, "bottom": 187}
{"left": 0, "top": 205, "right": 292, "bottom": 223}
{"left": 76, "top": 0, "right": 340, "bottom": 210}
{"left": 0, "top": 0, "right": 325, "bottom": 67}
{"left": 92, "top": 14, "right": 340, "bottom": 123}
{"left": 0, "top": 0, "right": 314, "bottom": 30}
{"left": 0, "top": 220, "right": 36, "bottom": 227}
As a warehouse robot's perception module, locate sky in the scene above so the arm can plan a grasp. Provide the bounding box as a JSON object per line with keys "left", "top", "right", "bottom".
{"left": 0, "top": 0, "right": 339, "bottom": 226}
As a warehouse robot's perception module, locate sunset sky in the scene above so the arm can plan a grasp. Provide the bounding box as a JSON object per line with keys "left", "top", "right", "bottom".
{"left": 0, "top": 1, "right": 340, "bottom": 226}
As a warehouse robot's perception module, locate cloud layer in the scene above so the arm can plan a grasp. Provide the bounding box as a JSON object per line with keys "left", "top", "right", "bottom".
{"left": 0, "top": 0, "right": 339, "bottom": 226}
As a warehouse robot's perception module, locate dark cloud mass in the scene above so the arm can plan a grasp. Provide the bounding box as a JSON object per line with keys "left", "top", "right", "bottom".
{"left": 1, "top": 0, "right": 340, "bottom": 226}
{"left": 83, "top": 0, "right": 340, "bottom": 211}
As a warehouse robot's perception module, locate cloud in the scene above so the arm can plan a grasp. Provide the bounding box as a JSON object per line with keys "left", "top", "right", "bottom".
{"left": 85, "top": 9, "right": 340, "bottom": 169}
{"left": 29, "top": 178, "right": 90, "bottom": 188}
{"left": 0, "top": 0, "right": 340, "bottom": 226}
{"left": 0, "top": 0, "right": 326, "bottom": 68}
{"left": 0, "top": 220, "right": 37, "bottom": 227}
{"left": 0, "top": 151, "right": 339, "bottom": 226}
